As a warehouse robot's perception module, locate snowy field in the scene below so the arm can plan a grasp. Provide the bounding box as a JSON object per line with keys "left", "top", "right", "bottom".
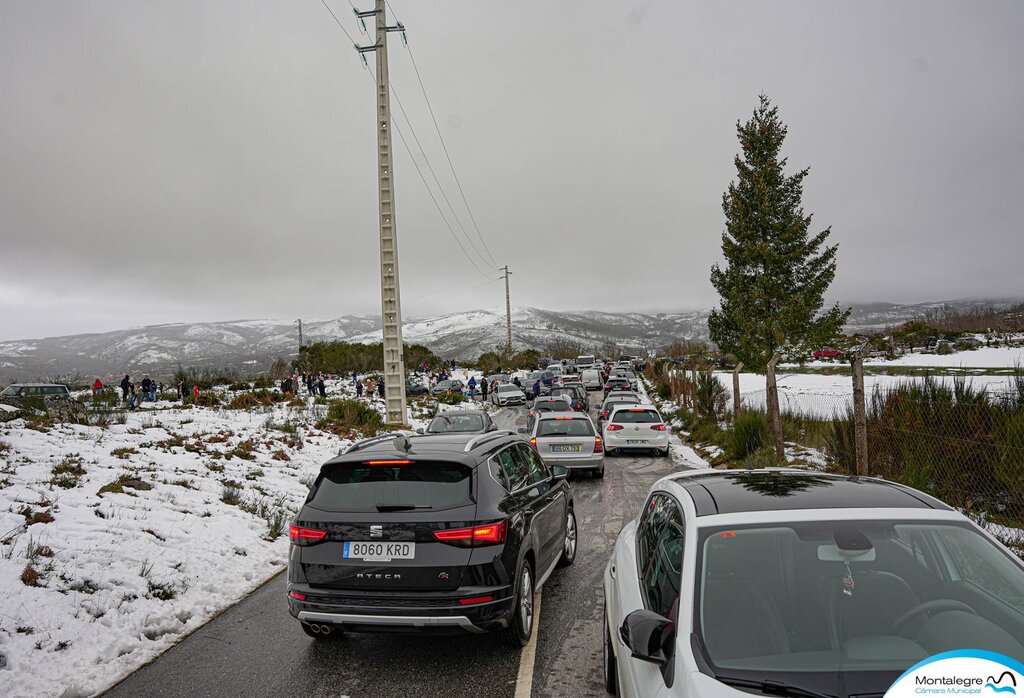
{"left": 786, "top": 341, "right": 1024, "bottom": 371}
{"left": 718, "top": 371, "right": 1022, "bottom": 419}
{"left": 0, "top": 379, "right": 454, "bottom": 698}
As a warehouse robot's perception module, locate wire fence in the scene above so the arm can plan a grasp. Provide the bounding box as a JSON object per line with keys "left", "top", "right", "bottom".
{"left": 733, "top": 380, "right": 1024, "bottom": 552}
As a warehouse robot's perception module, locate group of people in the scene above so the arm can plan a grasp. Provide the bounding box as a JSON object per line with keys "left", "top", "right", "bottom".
{"left": 281, "top": 372, "right": 328, "bottom": 398}
{"left": 351, "top": 371, "right": 387, "bottom": 399}
{"left": 110, "top": 374, "right": 190, "bottom": 408}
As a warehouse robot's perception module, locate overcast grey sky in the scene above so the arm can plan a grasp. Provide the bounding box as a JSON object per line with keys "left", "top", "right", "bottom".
{"left": 1, "top": 0, "right": 1022, "bottom": 341}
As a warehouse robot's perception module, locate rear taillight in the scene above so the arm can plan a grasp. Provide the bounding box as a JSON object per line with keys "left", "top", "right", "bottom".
{"left": 651, "top": 424, "right": 666, "bottom": 431}
{"left": 433, "top": 520, "right": 507, "bottom": 547}
{"left": 289, "top": 590, "right": 307, "bottom": 601}
{"left": 607, "top": 424, "right": 623, "bottom": 431}
{"left": 601, "top": 410, "right": 609, "bottom": 419}
{"left": 594, "top": 436, "right": 603, "bottom": 453}
{"left": 290, "top": 525, "right": 327, "bottom": 546}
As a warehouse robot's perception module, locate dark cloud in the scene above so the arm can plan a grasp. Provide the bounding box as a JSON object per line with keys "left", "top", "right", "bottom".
{"left": 1, "top": 0, "right": 1021, "bottom": 340}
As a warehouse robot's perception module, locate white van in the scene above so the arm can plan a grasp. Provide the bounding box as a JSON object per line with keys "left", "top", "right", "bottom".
{"left": 581, "top": 369, "right": 603, "bottom": 391}
{"left": 576, "top": 354, "right": 596, "bottom": 370}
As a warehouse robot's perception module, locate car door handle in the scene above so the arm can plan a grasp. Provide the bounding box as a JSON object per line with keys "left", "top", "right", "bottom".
{"left": 524, "top": 509, "right": 534, "bottom": 516}
{"left": 610, "top": 564, "right": 616, "bottom": 579}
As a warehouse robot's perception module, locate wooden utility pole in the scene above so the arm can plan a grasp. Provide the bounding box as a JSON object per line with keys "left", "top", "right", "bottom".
{"left": 501, "top": 265, "right": 512, "bottom": 352}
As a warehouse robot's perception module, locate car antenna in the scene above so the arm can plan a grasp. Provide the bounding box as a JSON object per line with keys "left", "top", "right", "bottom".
{"left": 393, "top": 434, "right": 413, "bottom": 454}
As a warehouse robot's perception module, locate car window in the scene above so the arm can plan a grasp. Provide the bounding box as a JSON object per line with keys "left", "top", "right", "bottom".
{"left": 309, "top": 461, "right": 472, "bottom": 512}
{"left": 638, "top": 495, "right": 684, "bottom": 618}
{"left": 1, "top": 386, "right": 19, "bottom": 396}
{"left": 537, "top": 418, "right": 594, "bottom": 437}
{"left": 496, "top": 446, "right": 530, "bottom": 490}
{"left": 942, "top": 528, "right": 1024, "bottom": 612}
{"left": 611, "top": 408, "right": 661, "bottom": 423}
{"left": 518, "top": 443, "right": 550, "bottom": 485}
{"left": 426, "top": 413, "right": 484, "bottom": 433}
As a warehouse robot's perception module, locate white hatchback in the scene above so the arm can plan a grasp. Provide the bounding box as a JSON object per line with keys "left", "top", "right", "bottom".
{"left": 602, "top": 404, "right": 669, "bottom": 457}
{"left": 603, "top": 469, "right": 1024, "bottom": 698}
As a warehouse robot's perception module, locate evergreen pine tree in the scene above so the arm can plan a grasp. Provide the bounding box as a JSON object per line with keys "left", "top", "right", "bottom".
{"left": 709, "top": 95, "right": 849, "bottom": 455}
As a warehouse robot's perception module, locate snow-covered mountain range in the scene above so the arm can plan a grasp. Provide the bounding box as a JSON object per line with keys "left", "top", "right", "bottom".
{"left": 0, "top": 300, "right": 1018, "bottom": 381}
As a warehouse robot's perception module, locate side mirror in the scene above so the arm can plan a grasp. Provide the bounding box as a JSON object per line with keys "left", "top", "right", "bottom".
{"left": 551, "top": 465, "right": 569, "bottom": 482}
{"left": 415, "top": 428, "right": 424, "bottom": 434}
{"left": 517, "top": 428, "right": 527, "bottom": 434}
{"left": 619, "top": 610, "right": 673, "bottom": 667}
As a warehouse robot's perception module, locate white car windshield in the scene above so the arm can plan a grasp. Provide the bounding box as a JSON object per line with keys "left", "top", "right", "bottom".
{"left": 497, "top": 385, "right": 520, "bottom": 393}
{"left": 426, "top": 414, "right": 484, "bottom": 433}
{"left": 695, "top": 519, "right": 1024, "bottom": 692}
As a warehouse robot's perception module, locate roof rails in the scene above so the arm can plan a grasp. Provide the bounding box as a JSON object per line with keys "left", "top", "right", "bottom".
{"left": 464, "top": 430, "right": 516, "bottom": 453}
{"left": 344, "top": 430, "right": 414, "bottom": 455}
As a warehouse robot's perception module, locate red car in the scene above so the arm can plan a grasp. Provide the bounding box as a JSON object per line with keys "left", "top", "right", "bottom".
{"left": 813, "top": 346, "right": 844, "bottom": 360}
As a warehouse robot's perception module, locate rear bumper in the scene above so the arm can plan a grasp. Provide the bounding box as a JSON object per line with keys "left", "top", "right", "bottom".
{"left": 287, "top": 585, "right": 515, "bottom": 634}
{"left": 603, "top": 433, "right": 669, "bottom": 451}
{"left": 541, "top": 454, "right": 604, "bottom": 470}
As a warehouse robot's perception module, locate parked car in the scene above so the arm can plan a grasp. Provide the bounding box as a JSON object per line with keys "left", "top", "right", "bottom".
{"left": 576, "top": 354, "right": 597, "bottom": 371}
{"left": 597, "top": 393, "right": 644, "bottom": 426}
{"left": 602, "top": 404, "right": 668, "bottom": 457}
{"left": 404, "top": 379, "right": 429, "bottom": 396}
{"left": 1, "top": 383, "right": 71, "bottom": 398}
{"left": 491, "top": 384, "right": 527, "bottom": 407}
{"left": 603, "top": 377, "right": 632, "bottom": 396}
{"left": 288, "top": 430, "right": 577, "bottom": 647}
{"left": 603, "top": 469, "right": 1024, "bottom": 697}
{"left": 525, "top": 411, "right": 604, "bottom": 478}
{"left": 431, "top": 379, "right": 465, "bottom": 395}
{"left": 608, "top": 368, "right": 639, "bottom": 391}
{"left": 525, "top": 371, "right": 555, "bottom": 393}
{"left": 484, "top": 374, "right": 510, "bottom": 386}
{"left": 527, "top": 395, "right": 574, "bottom": 431}
{"left": 813, "top": 346, "right": 844, "bottom": 360}
{"left": 581, "top": 369, "right": 603, "bottom": 391}
{"left": 420, "top": 409, "right": 495, "bottom": 435}
{"left": 549, "top": 386, "right": 588, "bottom": 412}
{"left": 546, "top": 364, "right": 565, "bottom": 377}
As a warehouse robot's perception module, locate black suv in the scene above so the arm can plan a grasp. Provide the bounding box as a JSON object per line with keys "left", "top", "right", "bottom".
{"left": 287, "top": 430, "right": 578, "bottom": 647}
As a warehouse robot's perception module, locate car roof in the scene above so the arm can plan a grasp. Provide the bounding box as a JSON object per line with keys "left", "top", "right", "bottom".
{"left": 5, "top": 383, "right": 68, "bottom": 388}
{"left": 668, "top": 469, "right": 952, "bottom": 517}
{"left": 537, "top": 410, "right": 591, "bottom": 420}
{"left": 429, "top": 409, "right": 488, "bottom": 418}
{"left": 609, "top": 403, "right": 659, "bottom": 413}
{"left": 328, "top": 430, "right": 522, "bottom": 466}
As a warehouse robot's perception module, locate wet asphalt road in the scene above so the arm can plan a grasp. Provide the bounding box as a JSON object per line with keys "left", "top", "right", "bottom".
{"left": 104, "top": 398, "right": 696, "bottom": 698}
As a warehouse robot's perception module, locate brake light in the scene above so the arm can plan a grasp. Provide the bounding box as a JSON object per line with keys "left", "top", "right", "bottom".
{"left": 554, "top": 416, "right": 575, "bottom": 420}
{"left": 458, "top": 595, "right": 495, "bottom": 606}
{"left": 289, "top": 590, "right": 307, "bottom": 601}
{"left": 628, "top": 408, "right": 646, "bottom": 412}
{"left": 289, "top": 525, "right": 327, "bottom": 545}
{"left": 650, "top": 424, "right": 666, "bottom": 431}
{"left": 594, "top": 436, "right": 603, "bottom": 453}
{"left": 607, "top": 424, "right": 623, "bottom": 431}
{"left": 530, "top": 437, "right": 537, "bottom": 447}
{"left": 601, "top": 410, "right": 609, "bottom": 418}
{"left": 364, "top": 459, "right": 414, "bottom": 466}
{"left": 433, "top": 520, "right": 507, "bottom": 547}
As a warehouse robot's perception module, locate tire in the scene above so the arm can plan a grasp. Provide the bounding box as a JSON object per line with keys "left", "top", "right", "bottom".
{"left": 659, "top": 447, "right": 670, "bottom": 458}
{"left": 558, "top": 508, "right": 578, "bottom": 567}
{"left": 504, "top": 559, "right": 535, "bottom": 647}
{"left": 593, "top": 466, "right": 605, "bottom": 479}
{"left": 603, "top": 605, "right": 619, "bottom": 695}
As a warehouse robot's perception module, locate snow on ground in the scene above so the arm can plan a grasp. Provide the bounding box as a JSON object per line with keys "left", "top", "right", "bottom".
{"left": 785, "top": 341, "right": 1024, "bottom": 370}
{"left": 0, "top": 382, "right": 431, "bottom": 698}
{"left": 716, "top": 371, "right": 1022, "bottom": 419}
{"left": 638, "top": 378, "right": 708, "bottom": 469}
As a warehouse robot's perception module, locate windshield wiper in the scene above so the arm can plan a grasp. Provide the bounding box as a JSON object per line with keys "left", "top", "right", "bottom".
{"left": 375, "top": 503, "right": 432, "bottom": 511}
{"left": 715, "top": 676, "right": 839, "bottom": 698}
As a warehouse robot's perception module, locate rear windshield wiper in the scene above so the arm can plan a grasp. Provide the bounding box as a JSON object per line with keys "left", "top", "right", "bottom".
{"left": 714, "top": 676, "right": 839, "bottom": 698}
{"left": 375, "top": 503, "right": 433, "bottom": 512}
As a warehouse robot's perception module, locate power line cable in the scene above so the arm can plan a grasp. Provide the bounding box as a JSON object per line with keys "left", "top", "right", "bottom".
{"left": 316, "top": 0, "right": 493, "bottom": 280}
{"left": 386, "top": 1, "right": 497, "bottom": 267}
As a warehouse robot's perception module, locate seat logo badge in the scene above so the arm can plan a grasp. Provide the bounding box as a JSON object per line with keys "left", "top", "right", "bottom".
{"left": 438, "top": 571, "right": 449, "bottom": 580}
{"left": 370, "top": 525, "right": 383, "bottom": 538}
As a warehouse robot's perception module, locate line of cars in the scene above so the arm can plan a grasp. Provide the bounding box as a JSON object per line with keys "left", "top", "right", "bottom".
{"left": 285, "top": 361, "right": 1024, "bottom": 698}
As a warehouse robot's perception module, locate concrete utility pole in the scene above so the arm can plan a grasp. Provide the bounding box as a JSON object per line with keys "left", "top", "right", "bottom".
{"left": 501, "top": 265, "right": 513, "bottom": 352}
{"left": 357, "top": 0, "right": 408, "bottom": 425}
{"left": 296, "top": 319, "right": 303, "bottom": 351}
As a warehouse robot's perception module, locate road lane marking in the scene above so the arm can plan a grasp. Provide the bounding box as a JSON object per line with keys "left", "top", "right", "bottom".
{"left": 514, "top": 590, "right": 543, "bottom": 698}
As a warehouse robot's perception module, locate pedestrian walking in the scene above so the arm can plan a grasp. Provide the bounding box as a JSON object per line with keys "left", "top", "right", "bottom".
{"left": 317, "top": 378, "right": 326, "bottom": 398}
{"left": 127, "top": 381, "right": 137, "bottom": 409}
{"left": 532, "top": 380, "right": 541, "bottom": 399}
{"left": 377, "top": 380, "right": 385, "bottom": 398}
{"left": 193, "top": 384, "right": 200, "bottom": 400}
{"left": 467, "top": 376, "right": 477, "bottom": 400}
{"left": 141, "top": 376, "right": 152, "bottom": 402}
{"left": 120, "top": 374, "right": 130, "bottom": 403}
{"left": 481, "top": 379, "right": 489, "bottom": 402}
{"left": 356, "top": 380, "right": 364, "bottom": 398}
{"left": 92, "top": 378, "right": 103, "bottom": 395}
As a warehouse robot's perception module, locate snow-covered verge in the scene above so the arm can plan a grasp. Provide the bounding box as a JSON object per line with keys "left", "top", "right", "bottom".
{"left": 0, "top": 385, "right": 433, "bottom": 698}
{"left": 637, "top": 379, "right": 708, "bottom": 470}
{"left": 783, "top": 339, "right": 1024, "bottom": 370}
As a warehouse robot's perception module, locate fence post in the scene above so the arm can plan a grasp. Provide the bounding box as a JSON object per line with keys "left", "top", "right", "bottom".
{"left": 766, "top": 353, "right": 785, "bottom": 459}
{"left": 732, "top": 362, "right": 743, "bottom": 420}
{"left": 852, "top": 352, "right": 868, "bottom": 476}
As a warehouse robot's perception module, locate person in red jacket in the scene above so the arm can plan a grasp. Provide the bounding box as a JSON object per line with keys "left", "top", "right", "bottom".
{"left": 193, "top": 384, "right": 200, "bottom": 399}
{"left": 92, "top": 378, "right": 103, "bottom": 394}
